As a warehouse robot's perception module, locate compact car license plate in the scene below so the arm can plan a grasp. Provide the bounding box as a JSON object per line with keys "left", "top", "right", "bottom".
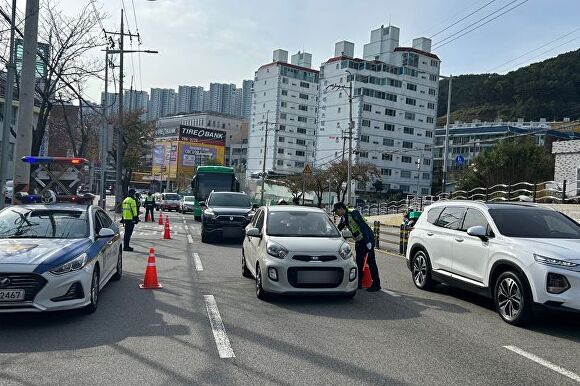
{"left": 0, "top": 289, "right": 25, "bottom": 301}
{"left": 297, "top": 271, "right": 337, "bottom": 284}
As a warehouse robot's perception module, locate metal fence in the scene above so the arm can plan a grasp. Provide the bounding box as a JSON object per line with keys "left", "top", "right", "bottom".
{"left": 356, "top": 179, "right": 579, "bottom": 216}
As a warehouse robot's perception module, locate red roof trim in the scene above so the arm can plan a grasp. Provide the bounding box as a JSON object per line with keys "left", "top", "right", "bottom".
{"left": 394, "top": 47, "right": 440, "bottom": 60}
{"left": 258, "top": 61, "right": 319, "bottom": 74}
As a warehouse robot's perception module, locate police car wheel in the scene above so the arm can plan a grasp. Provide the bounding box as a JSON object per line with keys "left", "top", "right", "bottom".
{"left": 111, "top": 248, "right": 123, "bottom": 281}
{"left": 84, "top": 267, "right": 100, "bottom": 314}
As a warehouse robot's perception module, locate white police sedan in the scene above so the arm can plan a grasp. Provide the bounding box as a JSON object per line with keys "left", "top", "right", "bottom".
{"left": 0, "top": 202, "right": 122, "bottom": 313}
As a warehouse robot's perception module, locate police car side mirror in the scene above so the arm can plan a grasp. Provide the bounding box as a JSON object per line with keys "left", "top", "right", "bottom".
{"left": 341, "top": 229, "right": 353, "bottom": 239}
{"left": 97, "top": 228, "right": 115, "bottom": 238}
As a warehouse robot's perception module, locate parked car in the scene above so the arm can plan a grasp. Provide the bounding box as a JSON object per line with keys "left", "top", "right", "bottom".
{"left": 159, "top": 192, "right": 180, "bottom": 211}
{"left": 179, "top": 195, "right": 195, "bottom": 213}
{"left": 242, "top": 205, "right": 358, "bottom": 300}
{"left": 201, "top": 192, "right": 255, "bottom": 242}
{"left": 406, "top": 201, "right": 580, "bottom": 326}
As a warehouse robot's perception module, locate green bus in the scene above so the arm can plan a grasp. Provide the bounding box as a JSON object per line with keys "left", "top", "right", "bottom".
{"left": 191, "top": 165, "right": 240, "bottom": 220}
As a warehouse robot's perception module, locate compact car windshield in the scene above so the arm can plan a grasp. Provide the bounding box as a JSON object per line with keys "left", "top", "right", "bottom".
{"left": 0, "top": 209, "right": 89, "bottom": 239}
{"left": 267, "top": 211, "right": 341, "bottom": 237}
{"left": 183, "top": 196, "right": 195, "bottom": 202}
{"left": 164, "top": 194, "right": 180, "bottom": 200}
{"left": 489, "top": 208, "right": 580, "bottom": 239}
{"left": 208, "top": 194, "right": 251, "bottom": 208}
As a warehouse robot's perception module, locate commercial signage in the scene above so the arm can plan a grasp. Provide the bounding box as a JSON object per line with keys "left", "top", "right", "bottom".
{"left": 179, "top": 125, "right": 226, "bottom": 145}
{"left": 154, "top": 127, "right": 179, "bottom": 138}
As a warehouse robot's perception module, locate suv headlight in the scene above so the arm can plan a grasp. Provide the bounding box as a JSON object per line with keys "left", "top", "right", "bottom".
{"left": 50, "top": 253, "right": 88, "bottom": 275}
{"left": 534, "top": 254, "right": 579, "bottom": 270}
{"left": 203, "top": 209, "right": 216, "bottom": 218}
{"left": 339, "top": 242, "right": 353, "bottom": 260}
{"left": 266, "top": 240, "right": 288, "bottom": 259}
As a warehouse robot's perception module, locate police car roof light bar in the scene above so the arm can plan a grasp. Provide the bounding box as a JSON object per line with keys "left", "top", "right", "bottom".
{"left": 22, "top": 156, "right": 89, "bottom": 165}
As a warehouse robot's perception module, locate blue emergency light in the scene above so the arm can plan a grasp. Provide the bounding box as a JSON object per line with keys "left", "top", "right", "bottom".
{"left": 22, "top": 156, "right": 88, "bottom": 165}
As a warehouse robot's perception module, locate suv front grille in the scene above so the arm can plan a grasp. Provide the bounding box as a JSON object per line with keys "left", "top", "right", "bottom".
{"left": 0, "top": 273, "right": 47, "bottom": 302}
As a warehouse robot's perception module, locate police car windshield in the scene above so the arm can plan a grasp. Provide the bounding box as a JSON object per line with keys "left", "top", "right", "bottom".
{"left": 267, "top": 211, "right": 341, "bottom": 237}
{"left": 0, "top": 209, "right": 89, "bottom": 239}
{"left": 163, "top": 194, "right": 180, "bottom": 200}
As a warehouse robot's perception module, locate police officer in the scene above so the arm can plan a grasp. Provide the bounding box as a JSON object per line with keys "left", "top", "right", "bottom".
{"left": 292, "top": 197, "right": 300, "bottom": 205}
{"left": 277, "top": 198, "right": 288, "bottom": 205}
{"left": 334, "top": 202, "right": 381, "bottom": 291}
{"left": 122, "top": 189, "right": 139, "bottom": 252}
{"left": 144, "top": 191, "right": 155, "bottom": 221}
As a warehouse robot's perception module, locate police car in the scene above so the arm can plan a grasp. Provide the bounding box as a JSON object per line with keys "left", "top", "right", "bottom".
{"left": 0, "top": 156, "right": 123, "bottom": 313}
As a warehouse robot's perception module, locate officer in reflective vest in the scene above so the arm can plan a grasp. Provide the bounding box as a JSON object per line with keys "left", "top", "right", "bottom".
{"left": 334, "top": 202, "right": 382, "bottom": 291}
{"left": 144, "top": 191, "right": 155, "bottom": 221}
{"left": 122, "top": 189, "right": 139, "bottom": 252}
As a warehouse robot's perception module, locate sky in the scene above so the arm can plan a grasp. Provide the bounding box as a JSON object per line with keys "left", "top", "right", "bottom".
{"left": 50, "top": 0, "right": 580, "bottom": 103}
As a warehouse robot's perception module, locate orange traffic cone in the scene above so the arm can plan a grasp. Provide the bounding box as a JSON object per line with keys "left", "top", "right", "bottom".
{"left": 163, "top": 217, "right": 171, "bottom": 239}
{"left": 146, "top": 212, "right": 152, "bottom": 222}
{"left": 361, "top": 253, "right": 373, "bottom": 289}
{"left": 139, "top": 248, "right": 163, "bottom": 289}
{"left": 158, "top": 211, "right": 163, "bottom": 225}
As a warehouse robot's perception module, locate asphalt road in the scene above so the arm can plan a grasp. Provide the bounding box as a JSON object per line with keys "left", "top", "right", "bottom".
{"left": 0, "top": 211, "right": 578, "bottom": 385}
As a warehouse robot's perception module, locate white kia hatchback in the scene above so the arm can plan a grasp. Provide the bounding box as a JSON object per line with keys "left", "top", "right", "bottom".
{"left": 406, "top": 201, "right": 580, "bottom": 325}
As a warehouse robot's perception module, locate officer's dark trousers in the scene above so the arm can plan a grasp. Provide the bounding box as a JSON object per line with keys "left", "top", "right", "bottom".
{"left": 145, "top": 206, "right": 154, "bottom": 221}
{"left": 355, "top": 241, "right": 381, "bottom": 288}
{"left": 124, "top": 222, "right": 135, "bottom": 249}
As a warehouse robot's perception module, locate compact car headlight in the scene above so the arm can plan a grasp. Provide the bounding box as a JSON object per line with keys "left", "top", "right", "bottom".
{"left": 50, "top": 253, "right": 88, "bottom": 275}
{"left": 339, "top": 242, "right": 353, "bottom": 260}
{"left": 266, "top": 241, "right": 288, "bottom": 259}
{"left": 534, "top": 254, "right": 579, "bottom": 270}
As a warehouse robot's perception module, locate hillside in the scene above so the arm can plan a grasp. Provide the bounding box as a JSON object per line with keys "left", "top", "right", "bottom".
{"left": 437, "top": 48, "right": 580, "bottom": 124}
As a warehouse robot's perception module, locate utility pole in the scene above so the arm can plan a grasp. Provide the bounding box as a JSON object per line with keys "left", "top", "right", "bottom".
{"left": 0, "top": 0, "right": 17, "bottom": 210}
{"left": 415, "top": 157, "right": 422, "bottom": 210}
{"left": 301, "top": 142, "right": 310, "bottom": 205}
{"left": 258, "top": 111, "right": 270, "bottom": 206}
{"left": 99, "top": 48, "right": 110, "bottom": 209}
{"left": 12, "top": 0, "right": 39, "bottom": 200}
{"left": 442, "top": 75, "right": 452, "bottom": 194}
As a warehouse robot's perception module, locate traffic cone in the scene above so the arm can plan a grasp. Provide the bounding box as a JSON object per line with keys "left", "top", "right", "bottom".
{"left": 146, "top": 211, "right": 152, "bottom": 222}
{"left": 361, "top": 253, "right": 373, "bottom": 289}
{"left": 163, "top": 216, "right": 171, "bottom": 239}
{"left": 158, "top": 211, "right": 163, "bottom": 225}
{"left": 139, "top": 248, "right": 163, "bottom": 289}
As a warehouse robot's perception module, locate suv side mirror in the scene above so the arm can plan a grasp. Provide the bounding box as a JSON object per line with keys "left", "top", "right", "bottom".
{"left": 246, "top": 227, "right": 262, "bottom": 238}
{"left": 252, "top": 203, "right": 260, "bottom": 210}
{"left": 97, "top": 227, "right": 115, "bottom": 238}
{"left": 199, "top": 201, "right": 206, "bottom": 208}
{"left": 341, "top": 229, "right": 353, "bottom": 239}
{"left": 467, "top": 225, "right": 488, "bottom": 241}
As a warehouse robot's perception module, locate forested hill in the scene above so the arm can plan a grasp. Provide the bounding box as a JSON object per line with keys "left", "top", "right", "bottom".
{"left": 437, "top": 48, "right": 580, "bottom": 124}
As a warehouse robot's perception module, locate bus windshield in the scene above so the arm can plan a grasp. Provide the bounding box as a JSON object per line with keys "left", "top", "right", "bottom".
{"left": 195, "top": 173, "right": 234, "bottom": 200}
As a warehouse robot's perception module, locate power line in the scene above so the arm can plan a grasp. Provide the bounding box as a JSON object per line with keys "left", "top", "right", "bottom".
{"left": 504, "top": 36, "right": 580, "bottom": 73}
{"left": 430, "top": 0, "right": 498, "bottom": 39}
{"left": 432, "top": 0, "right": 529, "bottom": 50}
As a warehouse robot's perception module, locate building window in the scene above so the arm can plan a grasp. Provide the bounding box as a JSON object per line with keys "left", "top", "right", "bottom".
{"left": 402, "top": 52, "right": 419, "bottom": 67}
{"left": 403, "top": 127, "right": 414, "bottom": 135}
{"left": 297, "top": 127, "right": 306, "bottom": 134}
{"left": 386, "top": 93, "right": 397, "bottom": 102}
{"left": 401, "top": 156, "right": 412, "bottom": 163}
{"left": 400, "top": 184, "right": 410, "bottom": 193}
{"left": 300, "top": 81, "right": 310, "bottom": 88}
{"left": 430, "top": 60, "right": 438, "bottom": 67}
{"left": 296, "top": 150, "right": 305, "bottom": 157}
{"left": 422, "top": 172, "right": 430, "bottom": 180}
{"left": 297, "top": 116, "right": 307, "bottom": 123}
{"left": 278, "top": 136, "right": 285, "bottom": 142}
{"left": 385, "top": 108, "right": 396, "bottom": 116}
{"left": 407, "top": 83, "right": 417, "bottom": 91}
{"left": 279, "top": 125, "right": 286, "bottom": 131}
{"left": 296, "top": 139, "right": 306, "bottom": 146}
{"left": 299, "top": 105, "right": 308, "bottom": 111}
{"left": 421, "top": 187, "right": 429, "bottom": 194}
{"left": 363, "top": 103, "right": 372, "bottom": 112}
{"left": 281, "top": 89, "right": 288, "bottom": 96}
{"left": 280, "top": 113, "right": 287, "bottom": 120}
{"left": 281, "top": 101, "right": 287, "bottom": 107}
{"left": 359, "top": 151, "right": 368, "bottom": 158}
{"left": 402, "top": 141, "right": 413, "bottom": 149}
{"left": 405, "top": 112, "right": 416, "bottom": 120}
{"left": 361, "top": 119, "right": 370, "bottom": 127}
{"left": 423, "top": 158, "right": 431, "bottom": 166}
{"left": 429, "top": 88, "right": 436, "bottom": 96}
{"left": 282, "top": 77, "right": 289, "bottom": 84}
{"left": 384, "top": 123, "right": 394, "bottom": 131}
{"left": 382, "top": 153, "right": 393, "bottom": 161}
{"left": 360, "top": 135, "right": 369, "bottom": 142}
{"left": 425, "top": 130, "right": 433, "bottom": 138}
{"left": 427, "top": 102, "right": 435, "bottom": 110}
{"left": 299, "top": 93, "right": 309, "bottom": 100}
{"left": 429, "top": 74, "right": 437, "bottom": 82}
{"left": 295, "top": 161, "right": 305, "bottom": 167}
{"left": 427, "top": 117, "right": 434, "bottom": 123}
{"left": 337, "top": 107, "right": 341, "bottom": 113}
{"left": 406, "top": 98, "right": 416, "bottom": 106}
{"left": 381, "top": 168, "right": 392, "bottom": 176}
{"left": 278, "top": 148, "right": 284, "bottom": 154}
{"left": 400, "top": 170, "right": 411, "bottom": 178}
{"left": 383, "top": 138, "right": 394, "bottom": 146}
{"left": 277, "top": 160, "right": 284, "bottom": 166}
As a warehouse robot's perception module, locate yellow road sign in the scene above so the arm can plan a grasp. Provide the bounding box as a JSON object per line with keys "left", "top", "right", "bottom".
{"left": 303, "top": 164, "right": 312, "bottom": 175}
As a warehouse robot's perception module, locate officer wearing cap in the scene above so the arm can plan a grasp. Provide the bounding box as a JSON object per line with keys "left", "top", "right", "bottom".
{"left": 122, "top": 189, "right": 139, "bottom": 252}
{"left": 333, "top": 202, "right": 381, "bottom": 291}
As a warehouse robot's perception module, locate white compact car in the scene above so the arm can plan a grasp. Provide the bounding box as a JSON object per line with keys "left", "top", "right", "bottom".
{"left": 242, "top": 206, "right": 358, "bottom": 299}
{"left": 406, "top": 201, "right": 580, "bottom": 325}
{"left": 0, "top": 203, "right": 122, "bottom": 313}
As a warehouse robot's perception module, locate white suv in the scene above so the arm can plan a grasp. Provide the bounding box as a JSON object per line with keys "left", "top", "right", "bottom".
{"left": 406, "top": 201, "right": 580, "bottom": 325}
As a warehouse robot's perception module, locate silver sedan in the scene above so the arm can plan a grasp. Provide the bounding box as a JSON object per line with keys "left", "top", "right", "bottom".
{"left": 242, "top": 206, "right": 358, "bottom": 299}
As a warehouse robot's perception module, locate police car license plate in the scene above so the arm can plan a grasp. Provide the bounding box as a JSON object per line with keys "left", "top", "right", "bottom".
{"left": 0, "top": 289, "right": 25, "bottom": 301}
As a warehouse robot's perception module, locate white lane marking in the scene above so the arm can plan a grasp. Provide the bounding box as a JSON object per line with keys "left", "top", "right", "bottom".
{"left": 187, "top": 234, "right": 193, "bottom": 244}
{"left": 381, "top": 288, "right": 401, "bottom": 297}
{"left": 203, "top": 295, "right": 235, "bottom": 359}
{"left": 504, "top": 345, "right": 580, "bottom": 383}
{"left": 193, "top": 252, "right": 203, "bottom": 271}
{"left": 138, "top": 232, "right": 144, "bottom": 236}
{"left": 183, "top": 219, "right": 186, "bottom": 224}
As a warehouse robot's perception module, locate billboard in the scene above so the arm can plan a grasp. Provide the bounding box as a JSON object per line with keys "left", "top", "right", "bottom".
{"left": 179, "top": 125, "right": 226, "bottom": 145}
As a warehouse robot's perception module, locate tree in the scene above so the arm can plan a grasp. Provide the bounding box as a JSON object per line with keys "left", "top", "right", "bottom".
{"left": 327, "top": 161, "right": 379, "bottom": 203}
{"left": 372, "top": 180, "right": 384, "bottom": 197}
{"left": 455, "top": 137, "right": 554, "bottom": 192}
{"left": 283, "top": 174, "right": 303, "bottom": 201}
{"left": 203, "top": 158, "right": 223, "bottom": 166}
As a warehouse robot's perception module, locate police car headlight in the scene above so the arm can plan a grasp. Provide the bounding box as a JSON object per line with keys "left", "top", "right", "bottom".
{"left": 266, "top": 241, "right": 288, "bottom": 259}
{"left": 50, "top": 253, "right": 88, "bottom": 275}
{"left": 339, "top": 242, "right": 353, "bottom": 260}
